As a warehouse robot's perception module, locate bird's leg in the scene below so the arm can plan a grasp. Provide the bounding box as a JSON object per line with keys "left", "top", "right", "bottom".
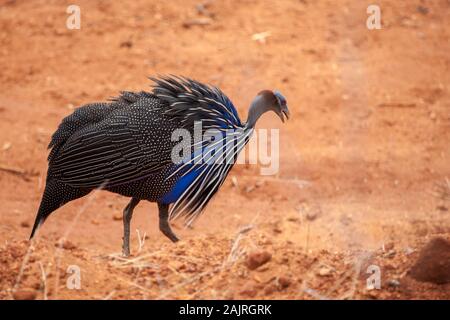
{"left": 157, "top": 202, "right": 179, "bottom": 243}
{"left": 122, "top": 197, "right": 140, "bottom": 257}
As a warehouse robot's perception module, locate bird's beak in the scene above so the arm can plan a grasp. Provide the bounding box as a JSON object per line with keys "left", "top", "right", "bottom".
{"left": 282, "top": 105, "right": 290, "bottom": 121}
{"left": 276, "top": 105, "right": 290, "bottom": 123}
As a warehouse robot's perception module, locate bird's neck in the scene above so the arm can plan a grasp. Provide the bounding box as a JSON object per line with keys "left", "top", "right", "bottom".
{"left": 245, "top": 95, "right": 267, "bottom": 129}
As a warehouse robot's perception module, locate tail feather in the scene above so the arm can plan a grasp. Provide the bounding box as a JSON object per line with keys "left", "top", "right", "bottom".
{"left": 29, "top": 212, "right": 46, "bottom": 239}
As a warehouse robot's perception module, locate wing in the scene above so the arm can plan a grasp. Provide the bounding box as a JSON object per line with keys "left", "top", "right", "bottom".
{"left": 48, "top": 91, "right": 155, "bottom": 162}
{"left": 49, "top": 105, "right": 172, "bottom": 188}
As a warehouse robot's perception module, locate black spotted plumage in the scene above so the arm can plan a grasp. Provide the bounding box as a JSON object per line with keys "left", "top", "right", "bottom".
{"left": 30, "top": 75, "right": 289, "bottom": 256}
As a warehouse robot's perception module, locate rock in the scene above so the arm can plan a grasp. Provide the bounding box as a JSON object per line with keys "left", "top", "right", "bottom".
{"left": 365, "top": 289, "right": 379, "bottom": 299}
{"left": 384, "top": 242, "right": 395, "bottom": 251}
{"left": 245, "top": 185, "right": 255, "bottom": 193}
{"left": 119, "top": 40, "right": 133, "bottom": 48}
{"left": 277, "top": 276, "right": 291, "bottom": 289}
{"left": 318, "top": 266, "right": 332, "bottom": 277}
{"left": 429, "top": 111, "right": 436, "bottom": 120}
{"left": 113, "top": 214, "right": 122, "bottom": 221}
{"left": 409, "top": 237, "right": 450, "bottom": 284}
{"left": 20, "top": 221, "right": 30, "bottom": 228}
{"left": 245, "top": 250, "right": 272, "bottom": 270}
{"left": 417, "top": 5, "right": 429, "bottom": 15}
{"left": 306, "top": 210, "right": 317, "bottom": 221}
{"left": 264, "top": 283, "right": 278, "bottom": 295}
{"left": 272, "top": 226, "right": 282, "bottom": 234}
{"left": 10, "top": 245, "right": 26, "bottom": 259}
{"left": 387, "top": 279, "right": 400, "bottom": 288}
{"left": 56, "top": 238, "right": 76, "bottom": 250}
{"left": 31, "top": 282, "right": 41, "bottom": 290}
{"left": 13, "top": 289, "right": 37, "bottom": 300}
{"left": 384, "top": 250, "right": 396, "bottom": 258}
{"left": 240, "top": 289, "right": 257, "bottom": 297}
{"left": 182, "top": 17, "right": 212, "bottom": 28}
{"left": 230, "top": 176, "right": 238, "bottom": 188}
{"left": 240, "top": 285, "right": 257, "bottom": 297}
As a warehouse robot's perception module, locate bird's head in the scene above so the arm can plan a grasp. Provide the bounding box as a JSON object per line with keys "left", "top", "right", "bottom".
{"left": 273, "top": 90, "right": 290, "bottom": 123}
{"left": 246, "top": 90, "right": 290, "bottom": 128}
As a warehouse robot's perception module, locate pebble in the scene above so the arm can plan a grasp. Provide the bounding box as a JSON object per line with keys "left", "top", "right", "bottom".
{"left": 318, "top": 266, "right": 332, "bottom": 276}
{"left": 245, "top": 250, "right": 272, "bottom": 270}
{"left": 387, "top": 279, "right": 401, "bottom": 287}
{"left": 56, "top": 239, "right": 76, "bottom": 250}
{"left": 13, "top": 289, "right": 37, "bottom": 300}
{"left": 383, "top": 242, "right": 395, "bottom": 251}
{"left": 429, "top": 112, "right": 436, "bottom": 120}
{"left": 277, "top": 276, "right": 291, "bottom": 289}
{"left": 20, "top": 221, "right": 30, "bottom": 228}
{"left": 240, "top": 287, "right": 257, "bottom": 297}
{"left": 306, "top": 210, "right": 317, "bottom": 221}
{"left": 384, "top": 250, "right": 396, "bottom": 258}
{"left": 264, "top": 283, "right": 278, "bottom": 295}
{"left": 409, "top": 237, "right": 450, "bottom": 284}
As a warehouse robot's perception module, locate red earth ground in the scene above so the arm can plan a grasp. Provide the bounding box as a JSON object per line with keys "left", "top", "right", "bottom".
{"left": 0, "top": 0, "right": 449, "bottom": 299}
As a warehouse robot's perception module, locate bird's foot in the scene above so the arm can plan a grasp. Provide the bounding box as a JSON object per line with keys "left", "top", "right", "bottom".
{"left": 160, "top": 222, "right": 179, "bottom": 243}
{"left": 122, "top": 240, "right": 131, "bottom": 257}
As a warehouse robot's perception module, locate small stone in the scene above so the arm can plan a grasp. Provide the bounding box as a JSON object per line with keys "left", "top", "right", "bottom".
{"left": 387, "top": 279, "right": 400, "bottom": 287}
{"left": 245, "top": 185, "right": 255, "bottom": 193}
{"left": 318, "top": 266, "right": 332, "bottom": 276}
{"left": 56, "top": 239, "right": 76, "bottom": 250}
{"left": 277, "top": 276, "right": 291, "bottom": 289}
{"left": 240, "top": 286, "right": 257, "bottom": 297}
{"left": 182, "top": 17, "right": 212, "bottom": 28}
{"left": 365, "top": 290, "right": 379, "bottom": 299}
{"left": 31, "top": 282, "right": 41, "bottom": 290}
{"left": 20, "top": 221, "right": 30, "bottom": 228}
{"left": 245, "top": 250, "right": 272, "bottom": 270}
{"left": 273, "top": 226, "right": 282, "bottom": 234}
{"left": 255, "top": 180, "right": 264, "bottom": 188}
{"left": 231, "top": 176, "right": 238, "bottom": 188}
{"left": 417, "top": 5, "right": 429, "bottom": 15}
{"left": 429, "top": 112, "right": 436, "bottom": 120}
{"left": 113, "top": 214, "right": 122, "bottom": 221}
{"left": 264, "top": 283, "right": 277, "bottom": 295}
{"left": 306, "top": 210, "right": 317, "bottom": 221}
{"left": 119, "top": 40, "right": 133, "bottom": 48}
{"left": 224, "top": 292, "right": 234, "bottom": 300}
{"left": 13, "top": 289, "right": 37, "bottom": 300}
{"left": 409, "top": 237, "right": 450, "bottom": 284}
{"left": 384, "top": 250, "right": 396, "bottom": 258}
{"left": 2, "top": 141, "right": 12, "bottom": 151}
{"left": 384, "top": 242, "right": 395, "bottom": 251}
{"left": 404, "top": 247, "right": 415, "bottom": 255}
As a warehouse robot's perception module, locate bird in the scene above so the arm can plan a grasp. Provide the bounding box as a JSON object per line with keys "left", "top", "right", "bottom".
{"left": 29, "top": 76, "right": 289, "bottom": 256}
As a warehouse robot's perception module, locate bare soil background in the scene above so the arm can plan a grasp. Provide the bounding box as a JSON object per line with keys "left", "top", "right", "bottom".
{"left": 0, "top": 0, "right": 449, "bottom": 299}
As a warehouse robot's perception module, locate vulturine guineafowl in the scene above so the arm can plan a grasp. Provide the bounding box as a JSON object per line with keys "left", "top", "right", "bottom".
{"left": 30, "top": 76, "right": 289, "bottom": 256}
